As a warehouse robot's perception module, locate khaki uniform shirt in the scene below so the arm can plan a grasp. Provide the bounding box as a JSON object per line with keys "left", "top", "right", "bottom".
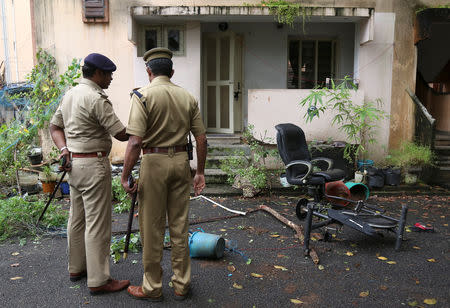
{"left": 126, "top": 76, "right": 205, "bottom": 148}
{"left": 50, "top": 78, "right": 125, "bottom": 153}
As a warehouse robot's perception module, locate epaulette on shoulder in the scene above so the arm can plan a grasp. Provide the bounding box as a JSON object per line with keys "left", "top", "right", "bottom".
{"left": 132, "top": 89, "right": 146, "bottom": 108}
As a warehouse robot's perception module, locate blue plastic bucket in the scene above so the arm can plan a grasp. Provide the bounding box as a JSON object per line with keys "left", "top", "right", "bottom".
{"left": 60, "top": 182, "right": 70, "bottom": 195}
{"left": 189, "top": 230, "right": 225, "bottom": 259}
{"left": 345, "top": 182, "right": 369, "bottom": 201}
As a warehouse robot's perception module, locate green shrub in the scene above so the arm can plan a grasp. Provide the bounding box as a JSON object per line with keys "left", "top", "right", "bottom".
{"left": 112, "top": 176, "right": 131, "bottom": 213}
{"left": 386, "top": 141, "right": 434, "bottom": 169}
{"left": 110, "top": 232, "right": 141, "bottom": 263}
{"left": 0, "top": 195, "right": 67, "bottom": 241}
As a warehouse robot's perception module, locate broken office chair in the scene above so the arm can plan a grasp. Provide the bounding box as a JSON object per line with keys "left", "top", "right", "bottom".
{"left": 275, "top": 123, "right": 408, "bottom": 256}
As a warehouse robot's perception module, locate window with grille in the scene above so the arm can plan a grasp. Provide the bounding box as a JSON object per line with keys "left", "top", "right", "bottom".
{"left": 83, "top": 0, "right": 109, "bottom": 23}
{"left": 141, "top": 25, "right": 185, "bottom": 57}
{"left": 288, "top": 39, "right": 336, "bottom": 89}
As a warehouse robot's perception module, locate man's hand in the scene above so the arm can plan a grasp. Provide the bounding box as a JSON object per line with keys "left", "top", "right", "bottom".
{"left": 58, "top": 148, "right": 71, "bottom": 171}
{"left": 121, "top": 177, "right": 137, "bottom": 195}
{"left": 193, "top": 173, "right": 205, "bottom": 196}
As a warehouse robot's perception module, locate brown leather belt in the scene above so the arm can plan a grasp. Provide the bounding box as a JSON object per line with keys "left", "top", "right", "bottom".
{"left": 142, "top": 145, "right": 186, "bottom": 154}
{"left": 72, "top": 151, "right": 107, "bottom": 158}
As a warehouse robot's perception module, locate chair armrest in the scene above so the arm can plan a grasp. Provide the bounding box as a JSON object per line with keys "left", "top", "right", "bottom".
{"left": 311, "top": 157, "right": 333, "bottom": 170}
{"left": 285, "top": 160, "right": 313, "bottom": 183}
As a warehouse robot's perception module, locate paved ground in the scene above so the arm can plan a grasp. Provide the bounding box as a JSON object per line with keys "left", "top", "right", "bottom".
{"left": 1, "top": 191, "right": 449, "bottom": 308}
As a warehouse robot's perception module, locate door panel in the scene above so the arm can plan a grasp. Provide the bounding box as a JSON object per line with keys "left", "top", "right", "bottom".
{"left": 203, "top": 33, "right": 242, "bottom": 133}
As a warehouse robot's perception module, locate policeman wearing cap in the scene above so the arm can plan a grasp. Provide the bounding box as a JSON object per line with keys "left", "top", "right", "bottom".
{"left": 50, "top": 53, "right": 130, "bottom": 295}
{"left": 121, "top": 47, "right": 207, "bottom": 301}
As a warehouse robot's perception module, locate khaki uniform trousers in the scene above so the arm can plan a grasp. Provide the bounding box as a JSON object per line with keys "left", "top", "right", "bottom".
{"left": 138, "top": 151, "right": 191, "bottom": 297}
{"left": 67, "top": 156, "right": 112, "bottom": 287}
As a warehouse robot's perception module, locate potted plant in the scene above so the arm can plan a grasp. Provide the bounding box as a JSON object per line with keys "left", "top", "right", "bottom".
{"left": 299, "top": 76, "right": 387, "bottom": 177}
{"left": 385, "top": 141, "right": 434, "bottom": 184}
{"left": 39, "top": 165, "right": 58, "bottom": 193}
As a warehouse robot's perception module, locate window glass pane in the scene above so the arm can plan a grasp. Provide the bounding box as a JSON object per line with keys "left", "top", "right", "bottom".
{"left": 288, "top": 40, "right": 299, "bottom": 89}
{"left": 168, "top": 29, "right": 180, "bottom": 51}
{"left": 301, "top": 40, "right": 315, "bottom": 89}
{"left": 206, "top": 38, "right": 216, "bottom": 81}
{"left": 207, "top": 86, "right": 216, "bottom": 128}
{"left": 220, "top": 37, "right": 230, "bottom": 80}
{"left": 317, "top": 41, "right": 332, "bottom": 87}
{"left": 145, "top": 30, "right": 158, "bottom": 51}
{"left": 220, "top": 86, "right": 230, "bottom": 129}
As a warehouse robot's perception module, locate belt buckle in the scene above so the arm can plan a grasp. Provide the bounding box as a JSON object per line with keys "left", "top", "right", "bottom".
{"left": 97, "top": 151, "right": 103, "bottom": 158}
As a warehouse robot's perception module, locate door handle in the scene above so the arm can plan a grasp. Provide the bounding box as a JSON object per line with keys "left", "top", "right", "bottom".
{"left": 234, "top": 82, "right": 241, "bottom": 101}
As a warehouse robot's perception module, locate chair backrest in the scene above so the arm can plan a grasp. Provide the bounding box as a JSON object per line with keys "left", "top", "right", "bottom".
{"left": 275, "top": 123, "right": 311, "bottom": 165}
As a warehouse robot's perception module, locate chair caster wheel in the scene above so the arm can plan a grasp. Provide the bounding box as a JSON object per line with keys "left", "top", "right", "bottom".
{"left": 296, "top": 198, "right": 309, "bottom": 220}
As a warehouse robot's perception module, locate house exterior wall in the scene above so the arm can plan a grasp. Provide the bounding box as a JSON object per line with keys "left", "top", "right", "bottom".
{"left": 202, "top": 21, "right": 355, "bottom": 128}
{"left": 248, "top": 89, "right": 365, "bottom": 142}
{"left": 0, "top": 0, "right": 34, "bottom": 83}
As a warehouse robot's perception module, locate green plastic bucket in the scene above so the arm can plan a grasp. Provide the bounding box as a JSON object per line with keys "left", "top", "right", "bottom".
{"left": 345, "top": 182, "right": 370, "bottom": 201}
{"left": 189, "top": 230, "right": 225, "bottom": 259}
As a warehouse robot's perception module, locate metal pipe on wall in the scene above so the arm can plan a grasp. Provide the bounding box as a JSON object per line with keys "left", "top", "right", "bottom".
{"left": 1, "top": 0, "right": 11, "bottom": 83}
{"left": 12, "top": 0, "right": 19, "bottom": 82}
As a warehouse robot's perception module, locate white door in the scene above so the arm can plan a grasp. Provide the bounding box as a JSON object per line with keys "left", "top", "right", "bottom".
{"left": 203, "top": 33, "right": 242, "bottom": 133}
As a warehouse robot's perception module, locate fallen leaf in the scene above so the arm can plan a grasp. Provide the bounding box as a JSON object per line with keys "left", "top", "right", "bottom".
{"left": 444, "top": 224, "right": 448, "bottom": 227}
{"left": 423, "top": 298, "right": 437, "bottom": 305}
{"left": 290, "top": 299, "right": 304, "bottom": 304}
{"left": 386, "top": 261, "right": 397, "bottom": 265}
{"left": 318, "top": 265, "right": 325, "bottom": 270}
{"left": 10, "top": 263, "right": 20, "bottom": 267}
{"left": 379, "top": 285, "right": 388, "bottom": 291}
{"left": 219, "top": 229, "right": 227, "bottom": 232}
{"left": 346, "top": 251, "right": 354, "bottom": 256}
{"left": 408, "top": 300, "right": 418, "bottom": 306}
{"left": 251, "top": 273, "right": 263, "bottom": 278}
{"left": 232, "top": 282, "right": 243, "bottom": 289}
{"left": 359, "top": 291, "right": 369, "bottom": 297}
{"left": 10, "top": 276, "right": 23, "bottom": 280}
{"left": 427, "top": 258, "right": 436, "bottom": 262}
{"left": 246, "top": 258, "right": 252, "bottom": 265}
{"left": 270, "top": 234, "right": 280, "bottom": 238}
{"left": 274, "top": 265, "right": 288, "bottom": 271}
{"left": 413, "top": 246, "right": 421, "bottom": 250}
{"left": 70, "top": 285, "right": 80, "bottom": 289}
{"left": 11, "top": 252, "right": 20, "bottom": 256}
{"left": 377, "top": 256, "right": 388, "bottom": 260}
{"left": 350, "top": 243, "right": 357, "bottom": 247}
{"left": 227, "top": 265, "right": 236, "bottom": 272}
{"left": 345, "top": 267, "right": 350, "bottom": 271}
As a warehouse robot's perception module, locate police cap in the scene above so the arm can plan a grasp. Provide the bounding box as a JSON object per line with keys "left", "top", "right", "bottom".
{"left": 143, "top": 47, "right": 173, "bottom": 63}
{"left": 83, "top": 53, "right": 117, "bottom": 72}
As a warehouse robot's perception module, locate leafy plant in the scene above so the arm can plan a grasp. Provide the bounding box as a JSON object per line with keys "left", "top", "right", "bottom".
{"left": 112, "top": 176, "right": 131, "bottom": 213}
{"left": 299, "top": 76, "right": 387, "bottom": 168}
{"left": 386, "top": 141, "right": 434, "bottom": 170}
{"left": 110, "top": 232, "right": 142, "bottom": 263}
{"left": 220, "top": 125, "right": 282, "bottom": 194}
{"left": 0, "top": 195, "right": 67, "bottom": 241}
{"left": 261, "top": 0, "right": 310, "bottom": 30}
{"left": 0, "top": 49, "right": 81, "bottom": 190}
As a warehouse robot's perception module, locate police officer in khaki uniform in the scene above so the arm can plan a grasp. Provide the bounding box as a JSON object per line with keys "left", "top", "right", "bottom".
{"left": 50, "top": 53, "right": 130, "bottom": 295}
{"left": 121, "top": 47, "right": 207, "bottom": 302}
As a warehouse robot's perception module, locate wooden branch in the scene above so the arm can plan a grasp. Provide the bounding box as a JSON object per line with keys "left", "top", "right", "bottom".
{"left": 258, "top": 204, "right": 320, "bottom": 264}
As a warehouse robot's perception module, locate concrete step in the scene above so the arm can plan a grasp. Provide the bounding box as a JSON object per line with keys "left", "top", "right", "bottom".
{"left": 434, "top": 140, "right": 450, "bottom": 147}
{"left": 205, "top": 168, "right": 229, "bottom": 184}
{"left": 435, "top": 132, "right": 450, "bottom": 141}
{"left": 207, "top": 144, "right": 251, "bottom": 156}
{"left": 206, "top": 155, "right": 250, "bottom": 169}
{"left": 207, "top": 134, "right": 242, "bottom": 145}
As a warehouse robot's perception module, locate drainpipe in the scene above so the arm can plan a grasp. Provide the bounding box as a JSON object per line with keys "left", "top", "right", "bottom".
{"left": 12, "top": 0, "right": 19, "bottom": 82}
{"left": 1, "top": 0, "right": 11, "bottom": 83}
